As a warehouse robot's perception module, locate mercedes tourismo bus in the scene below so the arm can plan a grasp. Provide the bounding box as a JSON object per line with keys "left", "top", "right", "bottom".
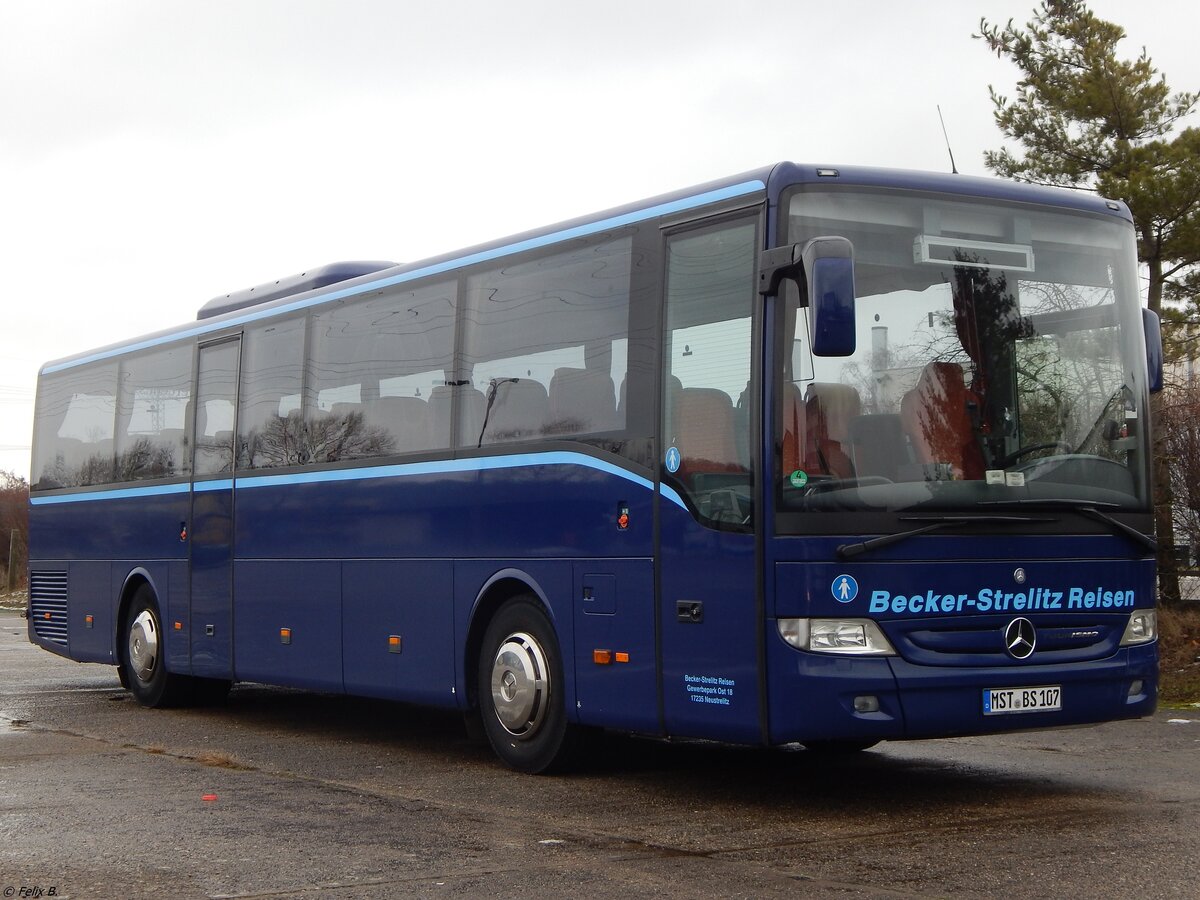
{"left": 27, "top": 163, "right": 1162, "bottom": 772}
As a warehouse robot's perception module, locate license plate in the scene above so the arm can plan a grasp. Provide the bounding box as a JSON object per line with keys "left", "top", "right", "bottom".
{"left": 982, "top": 685, "right": 1062, "bottom": 715}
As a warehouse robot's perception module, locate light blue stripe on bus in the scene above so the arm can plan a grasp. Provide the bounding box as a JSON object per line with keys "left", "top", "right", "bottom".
{"left": 194, "top": 479, "right": 234, "bottom": 493}
{"left": 234, "top": 450, "right": 688, "bottom": 508}
{"left": 30, "top": 452, "right": 688, "bottom": 509}
{"left": 42, "top": 180, "right": 766, "bottom": 374}
{"left": 29, "top": 481, "right": 192, "bottom": 505}
{"left": 660, "top": 483, "right": 687, "bottom": 511}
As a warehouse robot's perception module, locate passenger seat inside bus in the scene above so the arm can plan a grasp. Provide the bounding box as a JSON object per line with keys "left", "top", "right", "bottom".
{"left": 371, "top": 396, "right": 434, "bottom": 453}
{"left": 804, "top": 383, "right": 860, "bottom": 479}
{"left": 780, "top": 382, "right": 805, "bottom": 475}
{"left": 429, "top": 383, "right": 485, "bottom": 447}
{"left": 675, "top": 387, "right": 740, "bottom": 482}
{"left": 900, "top": 361, "right": 985, "bottom": 480}
{"left": 547, "top": 367, "right": 618, "bottom": 434}
{"left": 481, "top": 378, "right": 549, "bottom": 443}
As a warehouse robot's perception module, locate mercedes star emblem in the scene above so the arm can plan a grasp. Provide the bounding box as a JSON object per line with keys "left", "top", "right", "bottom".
{"left": 1004, "top": 617, "right": 1037, "bottom": 660}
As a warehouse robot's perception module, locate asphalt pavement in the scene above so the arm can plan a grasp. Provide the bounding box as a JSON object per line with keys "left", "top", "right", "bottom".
{"left": 1, "top": 611, "right": 1197, "bottom": 899}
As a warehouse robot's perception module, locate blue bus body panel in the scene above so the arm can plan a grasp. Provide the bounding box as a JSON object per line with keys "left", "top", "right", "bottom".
{"left": 234, "top": 560, "right": 343, "bottom": 691}
{"left": 232, "top": 454, "right": 653, "bottom": 560}
{"left": 343, "top": 560, "right": 455, "bottom": 706}
{"left": 27, "top": 491, "right": 190, "bottom": 663}
{"left": 190, "top": 484, "right": 234, "bottom": 678}
{"left": 571, "top": 559, "right": 658, "bottom": 733}
{"left": 27, "top": 454, "right": 658, "bottom": 722}
{"left": 29, "top": 488, "right": 190, "bottom": 561}
{"left": 658, "top": 502, "right": 760, "bottom": 744}
{"left": 229, "top": 453, "right": 654, "bottom": 713}
{"left": 767, "top": 535, "right": 1157, "bottom": 744}
{"left": 764, "top": 162, "right": 1133, "bottom": 221}
{"left": 765, "top": 637, "right": 1155, "bottom": 744}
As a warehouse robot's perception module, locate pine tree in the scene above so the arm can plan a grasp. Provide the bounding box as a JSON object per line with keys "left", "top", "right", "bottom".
{"left": 979, "top": 0, "right": 1200, "bottom": 604}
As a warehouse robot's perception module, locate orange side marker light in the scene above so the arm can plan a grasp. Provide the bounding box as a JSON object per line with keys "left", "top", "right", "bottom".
{"left": 593, "top": 649, "right": 612, "bottom": 665}
{"left": 615, "top": 652, "right": 630, "bottom": 663}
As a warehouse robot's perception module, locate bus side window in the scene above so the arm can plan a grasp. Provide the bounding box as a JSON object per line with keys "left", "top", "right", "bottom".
{"left": 548, "top": 366, "right": 619, "bottom": 434}
{"left": 460, "top": 234, "right": 634, "bottom": 448}
{"left": 662, "top": 218, "right": 757, "bottom": 527}
{"left": 31, "top": 363, "right": 118, "bottom": 488}
{"left": 309, "top": 282, "right": 457, "bottom": 460}
{"left": 239, "top": 318, "right": 306, "bottom": 468}
{"left": 116, "top": 343, "right": 193, "bottom": 482}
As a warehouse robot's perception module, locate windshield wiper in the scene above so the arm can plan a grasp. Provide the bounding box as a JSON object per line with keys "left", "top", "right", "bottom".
{"left": 977, "top": 498, "right": 1157, "bottom": 554}
{"left": 836, "top": 514, "right": 1051, "bottom": 560}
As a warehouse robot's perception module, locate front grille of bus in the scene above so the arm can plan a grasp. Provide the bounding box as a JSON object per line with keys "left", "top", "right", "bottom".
{"left": 884, "top": 615, "right": 1124, "bottom": 667}
{"left": 29, "top": 571, "right": 69, "bottom": 647}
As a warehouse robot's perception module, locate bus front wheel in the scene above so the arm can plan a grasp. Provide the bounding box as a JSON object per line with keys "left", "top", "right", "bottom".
{"left": 478, "top": 596, "right": 577, "bottom": 774}
{"left": 119, "top": 584, "right": 191, "bottom": 708}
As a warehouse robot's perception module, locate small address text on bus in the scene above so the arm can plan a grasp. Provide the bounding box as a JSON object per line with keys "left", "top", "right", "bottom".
{"left": 684, "top": 674, "right": 736, "bottom": 706}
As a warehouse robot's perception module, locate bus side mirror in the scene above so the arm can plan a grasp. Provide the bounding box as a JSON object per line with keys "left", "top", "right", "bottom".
{"left": 802, "top": 236, "right": 856, "bottom": 357}
{"left": 1143, "top": 308, "right": 1163, "bottom": 393}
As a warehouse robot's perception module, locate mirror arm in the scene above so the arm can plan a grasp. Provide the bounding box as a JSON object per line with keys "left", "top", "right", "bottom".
{"left": 757, "top": 244, "right": 802, "bottom": 296}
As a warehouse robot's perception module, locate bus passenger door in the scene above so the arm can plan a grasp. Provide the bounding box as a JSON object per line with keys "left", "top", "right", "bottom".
{"left": 657, "top": 216, "right": 762, "bottom": 744}
{"left": 189, "top": 337, "right": 240, "bottom": 679}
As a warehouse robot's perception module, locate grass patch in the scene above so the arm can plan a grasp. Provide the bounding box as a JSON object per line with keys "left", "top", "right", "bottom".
{"left": 1159, "top": 605, "right": 1200, "bottom": 706}
{"left": 193, "top": 750, "right": 255, "bottom": 771}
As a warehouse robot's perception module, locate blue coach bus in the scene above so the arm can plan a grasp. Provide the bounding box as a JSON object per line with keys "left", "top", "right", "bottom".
{"left": 27, "top": 163, "right": 1161, "bottom": 772}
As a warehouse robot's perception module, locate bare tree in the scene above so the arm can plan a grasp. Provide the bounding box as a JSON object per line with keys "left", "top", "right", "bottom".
{"left": 0, "top": 470, "right": 29, "bottom": 591}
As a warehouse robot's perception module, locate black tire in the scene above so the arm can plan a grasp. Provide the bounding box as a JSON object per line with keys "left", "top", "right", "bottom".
{"left": 120, "top": 584, "right": 192, "bottom": 708}
{"left": 477, "top": 595, "right": 577, "bottom": 774}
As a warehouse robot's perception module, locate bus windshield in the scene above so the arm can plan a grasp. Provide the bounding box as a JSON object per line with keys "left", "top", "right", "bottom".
{"left": 779, "top": 188, "right": 1151, "bottom": 516}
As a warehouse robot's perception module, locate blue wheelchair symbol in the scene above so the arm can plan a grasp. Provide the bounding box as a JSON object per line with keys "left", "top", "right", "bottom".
{"left": 832, "top": 574, "right": 859, "bottom": 603}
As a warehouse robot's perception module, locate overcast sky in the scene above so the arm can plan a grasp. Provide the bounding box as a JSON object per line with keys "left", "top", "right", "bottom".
{"left": 2, "top": 0, "right": 1198, "bottom": 476}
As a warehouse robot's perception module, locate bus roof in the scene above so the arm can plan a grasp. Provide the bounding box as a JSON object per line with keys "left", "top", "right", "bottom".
{"left": 40, "top": 162, "right": 1133, "bottom": 375}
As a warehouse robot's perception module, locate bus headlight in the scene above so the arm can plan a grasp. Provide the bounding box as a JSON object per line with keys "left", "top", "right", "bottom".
{"left": 1119, "top": 609, "right": 1157, "bottom": 646}
{"left": 777, "top": 618, "right": 896, "bottom": 655}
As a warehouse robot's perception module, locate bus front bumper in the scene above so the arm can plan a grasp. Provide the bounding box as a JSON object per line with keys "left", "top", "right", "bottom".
{"left": 765, "top": 632, "right": 1158, "bottom": 746}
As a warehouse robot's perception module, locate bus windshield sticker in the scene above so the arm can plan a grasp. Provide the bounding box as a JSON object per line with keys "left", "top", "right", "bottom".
{"left": 665, "top": 446, "right": 681, "bottom": 473}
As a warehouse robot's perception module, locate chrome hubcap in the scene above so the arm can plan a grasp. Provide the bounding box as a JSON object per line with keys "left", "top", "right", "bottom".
{"left": 128, "top": 610, "right": 159, "bottom": 684}
{"left": 489, "top": 631, "right": 549, "bottom": 738}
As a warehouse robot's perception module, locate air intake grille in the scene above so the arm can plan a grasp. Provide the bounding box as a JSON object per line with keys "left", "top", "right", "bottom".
{"left": 884, "top": 614, "right": 1123, "bottom": 667}
{"left": 29, "top": 570, "right": 69, "bottom": 647}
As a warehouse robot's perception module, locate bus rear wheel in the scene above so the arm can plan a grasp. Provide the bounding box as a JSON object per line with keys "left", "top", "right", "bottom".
{"left": 478, "top": 596, "right": 577, "bottom": 774}
{"left": 120, "top": 584, "right": 191, "bottom": 708}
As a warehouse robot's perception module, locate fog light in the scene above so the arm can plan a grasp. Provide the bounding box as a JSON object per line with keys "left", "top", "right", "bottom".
{"left": 853, "top": 695, "right": 880, "bottom": 713}
{"left": 1129, "top": 679, "right": 1144, "bottom": 696}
